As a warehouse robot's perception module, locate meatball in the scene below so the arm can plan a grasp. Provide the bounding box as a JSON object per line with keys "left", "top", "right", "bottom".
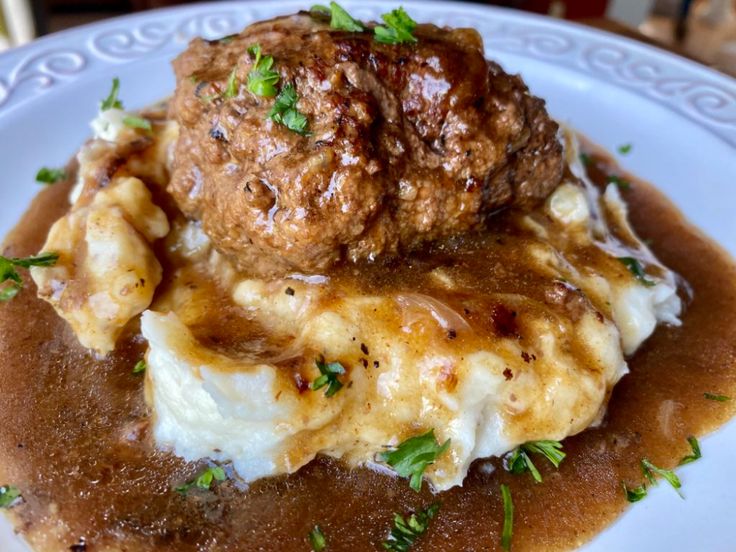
{"left": 169, "top": 13, "right": 564, "bottom": 276}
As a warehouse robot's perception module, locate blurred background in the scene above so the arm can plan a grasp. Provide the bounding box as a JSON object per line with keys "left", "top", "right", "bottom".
{"left": 1, "top": 0, "right": 736, "bottom": 75}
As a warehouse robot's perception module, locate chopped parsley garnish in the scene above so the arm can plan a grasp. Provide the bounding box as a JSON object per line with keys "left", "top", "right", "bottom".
{"left": 268, "top": 83, "right": 310, "bottom": 136}
{"left": 379, "top": 430, "right": 450, "bottom": 492}
{"left": 246, "top": 44, "right": 279, "bottom": 97}
{"left": 100, "top": 78, "right": 150, "bottom": 130}
{"left": 704, "top": 392, "right": 731, "bottom": 402}
{"left": 382, "top": 503, "right": 439, "bottom": 551}
{"left": 35, "top": 167, "right": 66, "bottom": 185}
{"left": 607, "top": 174, "right": 631, "bottom": 190}
{"left": 0, "top": 485, "right": 21, "bottom": 508}
{"left": 311, "top": 2, "right": 365, "bottom": 32}
{"left": 311, "top": 358, "right": 346, "bottom": 397}
{"left": 374, "top": 7, "right": 418, "bottom": 45}
{"left": 175, "top": 465, "right": 226, "bottom": 494}
{"left": 579, "top": 152, "right": 592, "bottom": 167}
{"left": 0, "top": 252, "right": 58, "bottom": 301}
{"left": 623, "top": 482, "right": 647, "bottom": 503}
{"left": 308, "top": 525, "right": 327, "bottom": 551}
{"left": 500, "top": 484, "right": 514, "bottom": 551}
{"left": 679, "top": 436, "right": 701, "bottom": 466}
{"left": 224, "top": 67, "right": 240, "bottom": 99}
{"left": 641, "top": 458, "right": 682, "bottom": 497}
{"left": 618, "top": 143, "right": 633, "bottom": 155}
{"left": 122, "top": 115, "right": 152, "bottom": 131}
{"left": 100, "top": 77, "right": 123, "bottom": 110}
{"left": 618, "top": 257, "right": 655, "bottom": 287}
{"left": 504, "top": 440, "right": 566, "bottom": 483}
{"left": 132, "top": 359, "right": 146, "bottom": 374}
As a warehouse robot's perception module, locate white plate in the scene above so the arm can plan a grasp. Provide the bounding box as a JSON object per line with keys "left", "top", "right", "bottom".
{"left": 1, "top": 1, "right": 735, "bottom": 550}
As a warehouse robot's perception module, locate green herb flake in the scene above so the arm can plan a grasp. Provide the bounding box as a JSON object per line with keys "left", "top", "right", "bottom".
{"left": 374, "top": 7, "right": 418, "bottom": 45}
{"left": 312, "top": 2, "right": 365, "bottom": 32}
{"left": 641, "top": 458, "right": 682, "bottom": 497}
{"left": 504, "top": 440, "right": 566, "bottom": 483}
{"left": 500, "top": 484, "right": 514, "bottom": 551}
{"left": 100, "top": 77, "right": 123, "bottom": 111}
{"left": 122, "top": 115, "right": 152, "bottom": 131}
{"left": 607, "top": 174, "right": 631, "bottom": 190}
{"left": 246, "top": 44, "right": 280, "bottom": 98}
{"left": 311, "top": 357, "right": 346, "bottom": 397}
{"left": 224, "top": 67, "right": 239, "bottom": 99}
{"left": 579, "top": 152, "right": 592, "bottom": 167}
{"left": 175, "top": 465, "right": 226, "bottom": 494}
{"left": 618, "top": 257, "right": 656, "bottom": 287}
{"left": 35, "top": 167, "right": 66, "bottom": 185}
{"left": 0, "top": 252, "right": 59, "bottom": 302}
{"left": 617, "top": 143, "right": 633, "bottom": 155}
{"left": 382, "top": 503, "right": 439, "bottom": 551}
{"left": 679, "top": 436, "right": 701, "bottom": 466}
{"left": 622, "top": 482, "right": 647, "bottom": 503}
{"left": 268, "top": 83, "right": 310, "bottom": 136}
{"left": 0, "top": 485, "right": 21, "bottom": 508}
{"left": 704, "top": 392, "right": 731, "bottom": 402}
{"left": 379, "top": 429, "right": 450, "bottom": 492}
{"left": 308, "top": 525, "right": 327, "bottom": 551}
{"left": 132, "top": 359, "right": 146, "bottom": 375}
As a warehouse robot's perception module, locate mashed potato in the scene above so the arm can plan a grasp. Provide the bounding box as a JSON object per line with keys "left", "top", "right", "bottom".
{"left": 32, "top": 117, "right": 682, "bottom": 491}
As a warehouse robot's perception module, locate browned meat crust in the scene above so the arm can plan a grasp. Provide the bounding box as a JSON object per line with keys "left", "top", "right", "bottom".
{"left": 169, "top": 13, "right": 563, "bottom": 276}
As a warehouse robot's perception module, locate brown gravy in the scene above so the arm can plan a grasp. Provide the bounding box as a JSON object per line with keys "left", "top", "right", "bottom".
{"left": 1, "top": 151, "right": 735, "bottom": 551}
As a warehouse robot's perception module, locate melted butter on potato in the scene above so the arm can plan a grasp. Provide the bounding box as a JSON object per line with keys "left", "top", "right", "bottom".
{"left": 31, "top": 176, "right": 169, "bottom": 354}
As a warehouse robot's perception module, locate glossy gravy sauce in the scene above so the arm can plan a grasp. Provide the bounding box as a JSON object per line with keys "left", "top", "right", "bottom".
{"left": 1, "top": 150, "right": 735, "bottom": 552}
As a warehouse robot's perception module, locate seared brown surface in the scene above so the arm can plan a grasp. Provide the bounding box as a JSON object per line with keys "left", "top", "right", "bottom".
{"left": 1, "top": 148, "right": 735, "bottom": 551}
{"left": 169, "top": 13, "right": 563, "bottom": 276}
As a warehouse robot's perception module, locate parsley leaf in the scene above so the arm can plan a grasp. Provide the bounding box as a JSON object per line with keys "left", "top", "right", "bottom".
{"left": 618, "top": 257, "right": 656, "bottom": 287}
{"left": 504, "top": 440, "right": 566, "bottom": 483}
{"left": 312, "top": 2, "right": 365, "bottom": 32}
{"left": 618, "top": 143, "right": 633, "bottom": 155}
{"left": 374, "top": 7, "right": 418, "bottom": 45}
{"left": 607, "top": 174, "right": 631, "bottom": 190}
{"left": 500, "top": 484, "right": 514, "bottom": 551}
{"left": 308, "top": 525, "right": 327, "bottom": 551}
{"left": 579, "top": 152, "right": 592, "bottom": 167}
{"left": 0, "top": 485, "right": 21, "bottom": 508}
{"left": 380, "top": 430, "right": 450, "bottom": 491}
{"left": 175, "top": 465, "right": 226, "bottom": 494}
{"left": 100, "top": 77, "right": 123, "bottom": 110}
{"left": 268, "top": 83, "right": 310, "bottom": 136}
{"left": 641, "top": 458, "right": 682, "bottom": 497}
{"left": 8, "top": 252, "right": 59, "bottom": 268}
{"left": 247, "top": 44, "right": 279, "bottom": 97}
{"left": 382, "top": 503, "right": 439, "bottom": 551}
{"left": 704, "top": 392, "right": 731, "bottom": 402}
{"left": 35, "top": 167, "right": 66, "bottom": 185}
{"left": 311, "top": 357, "right": 345, "bottom": 397}
{"left": 679, "top": 436, "right": 701, "bottom": 466}
{"left": 132, "top": 359, "right": 146, "bottom": 374}
{"left": 0, "top": 252, "right": 58, "bottom": 302}
{"left": 224, "top": 67, "right": 240, "bottom": 99}
{"left": 122, "top": 115, "right": 152, "bottom": 131}
{"left": 622, "top": 482, "right": 647, "bottom": 502}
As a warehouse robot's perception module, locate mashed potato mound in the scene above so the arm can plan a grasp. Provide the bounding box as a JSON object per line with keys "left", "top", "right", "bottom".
{"left": 32, "top": 116, "right": 682, "bottom": 491}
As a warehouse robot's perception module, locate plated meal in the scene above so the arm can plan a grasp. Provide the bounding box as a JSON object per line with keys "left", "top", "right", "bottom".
{"left": 1, "top": 3, "right": 735, "bottom": 551}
